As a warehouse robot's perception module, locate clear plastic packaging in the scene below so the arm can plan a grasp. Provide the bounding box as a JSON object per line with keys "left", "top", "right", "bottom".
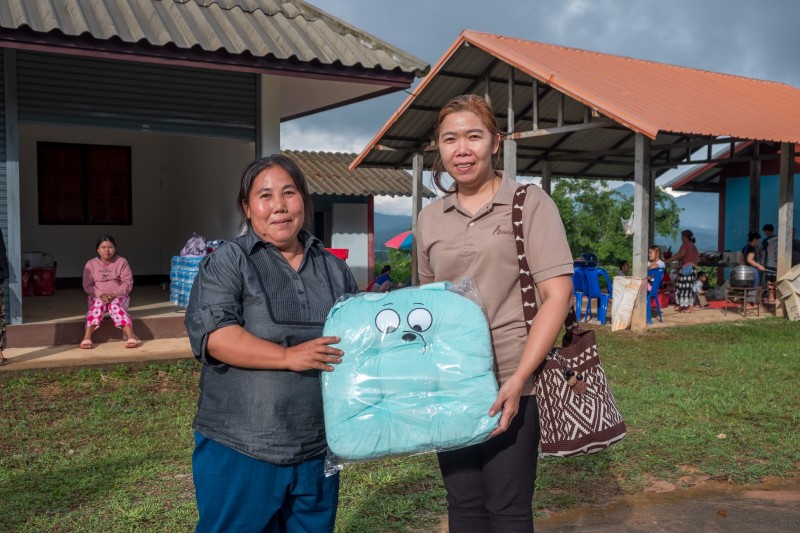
{"left": 321, "top": 279, "right": 499, "bottom": 475}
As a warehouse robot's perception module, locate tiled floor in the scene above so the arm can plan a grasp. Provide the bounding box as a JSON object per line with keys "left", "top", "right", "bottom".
{"left": 21, "top": 284, "right": 184, "bottom": 324}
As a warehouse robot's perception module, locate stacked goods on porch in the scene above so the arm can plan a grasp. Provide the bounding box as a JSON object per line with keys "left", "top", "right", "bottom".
{"left": 170, "top": 256, "right": 203, "bottom": 309}
{"left": 776, "top": 265, "right": 800, "bottom": 321}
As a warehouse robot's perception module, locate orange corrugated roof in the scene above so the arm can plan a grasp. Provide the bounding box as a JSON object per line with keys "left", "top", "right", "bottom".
{"left": 351, "top": 30, "right": 800, "bottom": 171}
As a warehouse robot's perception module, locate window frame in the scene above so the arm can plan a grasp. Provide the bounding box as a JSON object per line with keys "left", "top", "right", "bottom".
{"left": 37, "top": 141, "right": 133, "bottom": 226}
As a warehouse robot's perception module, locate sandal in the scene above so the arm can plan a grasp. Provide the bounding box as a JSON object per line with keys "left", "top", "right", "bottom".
{"left": 125, "top": 338, "right": 142, "bottom": 349}
{"left": 80, "top": 340, "right": 94, "bottom": 350}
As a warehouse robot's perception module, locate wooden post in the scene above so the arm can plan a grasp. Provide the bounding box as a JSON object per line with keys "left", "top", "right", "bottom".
{"left": 532, "top": 78, "right": 539, "bottom": 131}
{"left": 410, "top": 152, "right": 424, "bottom": 286}
{"left": 777, "top": 143, "right": 795, "bottom": 281}
{"left": 484, "top": 72, "right": 491, "bottom": 105}
{"left": 749, "top": 157, "right": 760, "bottom": 232}
{"left": 503, "top": 67, "right": 517, "bottom": 178}
{"left": 541, "top": 160, "right": 551, "bottom": 195}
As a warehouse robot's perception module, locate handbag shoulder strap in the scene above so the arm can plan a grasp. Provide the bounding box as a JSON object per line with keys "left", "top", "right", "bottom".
{"left": 512, "top": 184, "right": 579, "bottom": 334}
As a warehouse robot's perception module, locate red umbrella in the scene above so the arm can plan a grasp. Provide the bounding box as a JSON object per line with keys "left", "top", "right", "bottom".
{"left": 385, "top": 230, "right": 413, "bottom": 251}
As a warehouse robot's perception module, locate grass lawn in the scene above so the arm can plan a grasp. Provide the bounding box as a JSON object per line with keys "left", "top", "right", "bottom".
{"left": 1, "top": 318, "right": 799, "bottom": 532}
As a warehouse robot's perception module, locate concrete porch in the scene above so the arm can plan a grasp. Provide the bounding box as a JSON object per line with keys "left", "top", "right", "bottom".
{"left": 8, "top": 284, "right": 187, "bottom": 348}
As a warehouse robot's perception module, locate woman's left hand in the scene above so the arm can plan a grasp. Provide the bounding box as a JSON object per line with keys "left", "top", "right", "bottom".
{"left": 488, "top": 375, "right": 524, "bottom": 437}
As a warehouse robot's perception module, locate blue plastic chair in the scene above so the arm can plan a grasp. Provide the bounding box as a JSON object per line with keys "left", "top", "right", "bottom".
{"left": 581, "top": 252, "right": 599, "bottom": 267}
{"left": 572, "top": 269, "right": 587, "bottom": 321}
{"left": 596, "top": 267, "right": 613, "bottom": 299}
{"left": 582, "top": 267, "right": 611, "bottom": 325}
{"left": 646, "top": 268, "right": 666, "bottom": 324}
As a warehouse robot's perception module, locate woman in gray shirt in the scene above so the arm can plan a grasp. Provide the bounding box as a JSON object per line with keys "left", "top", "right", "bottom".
{"left": 185, "top": 154, "right": 357, "bottom": 532}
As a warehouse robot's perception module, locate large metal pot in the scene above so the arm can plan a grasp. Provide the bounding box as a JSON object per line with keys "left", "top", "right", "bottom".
{"left": 730, "top": 265, "right": 756, "bottom": 288}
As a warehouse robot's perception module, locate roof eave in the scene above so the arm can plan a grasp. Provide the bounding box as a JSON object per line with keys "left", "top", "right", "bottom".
{"left": 0, "top": 27, "right": 421, "bottom": 87}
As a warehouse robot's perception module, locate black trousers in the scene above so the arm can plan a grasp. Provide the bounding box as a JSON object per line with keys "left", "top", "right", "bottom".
{"left": 437, "top": 395, "right": 541, "bottom": 533}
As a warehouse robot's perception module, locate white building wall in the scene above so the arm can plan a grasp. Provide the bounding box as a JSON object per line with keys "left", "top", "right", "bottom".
{"left": 332, "top": 203, "right": 368, "bottom": 289}
{"left": 19, "top": 124, "right": 253, "bottom": 278}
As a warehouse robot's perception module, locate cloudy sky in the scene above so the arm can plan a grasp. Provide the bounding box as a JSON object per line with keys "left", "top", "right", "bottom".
{"left": 280, "top": 0, "right": 800, "bottom": 214}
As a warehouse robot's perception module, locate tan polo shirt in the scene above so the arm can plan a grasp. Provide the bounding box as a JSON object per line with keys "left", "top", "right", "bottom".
{"left": 416, "top": 173, "right": 573, "bottom": 395}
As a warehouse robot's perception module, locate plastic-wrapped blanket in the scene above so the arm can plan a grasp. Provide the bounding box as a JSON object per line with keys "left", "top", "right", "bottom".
{"left": 321, "top": 282, "right": 499, "bottom": 461}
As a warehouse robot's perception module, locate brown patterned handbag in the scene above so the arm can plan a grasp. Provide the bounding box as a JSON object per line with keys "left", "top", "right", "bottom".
{"left": 513, "top": 185, "right": 626, "bottom": 457}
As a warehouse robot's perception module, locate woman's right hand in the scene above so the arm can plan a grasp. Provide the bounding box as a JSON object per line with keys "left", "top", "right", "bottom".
{"left": 284, "top": 336, "right": 343, "bottom": 372}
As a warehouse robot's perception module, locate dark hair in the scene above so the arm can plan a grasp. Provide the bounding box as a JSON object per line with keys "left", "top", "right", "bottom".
{"left": 237, "top": 154, "right": 313, "bottom": 231}
{"left": 681, "top": 229, "right": 696, "bottom": 244}
{"left": 762, "top": 223, "right": 774, "bottom": 232}
{"left": 697, "top": 270, "right": 707, "bottom": 278}
{"left": 431, "top": 94, "right": 501, "bottom": 194}
{"left": 618, "top": 260, "right": 629, "bottom": 269}
{"left": 748, "top": 231, "right": 761, "bottom": 242}
{"left": 95, "top": 234, "right": 117, "bottom": 250}
{"left": 379, "top": 264, "right": 391, "bottom": 274}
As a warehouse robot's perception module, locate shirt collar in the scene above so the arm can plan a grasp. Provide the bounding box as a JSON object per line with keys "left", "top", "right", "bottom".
{"left": 242, "top": 226, "right": 322, "bottom": 255}
{"left": 441, "top": 171, "right": 517, "bottom": 213}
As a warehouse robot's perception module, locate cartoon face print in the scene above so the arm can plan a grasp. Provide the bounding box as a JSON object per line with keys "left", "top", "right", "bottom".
{"left": 374, "top": 302, "right": 433, "bottom": 352}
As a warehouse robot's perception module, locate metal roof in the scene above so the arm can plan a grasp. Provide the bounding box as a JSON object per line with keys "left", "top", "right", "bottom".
{"left": 352, "top": 30, "right": 800, "bottom": 181}
{"left": 667, "top": 142, "right": 800, "bottom": 192}
{"left": 284, "top": 150, "right": 434, "bottom": 197}
{"left": 0, "top": 0, "right": 428, "bottom": 77}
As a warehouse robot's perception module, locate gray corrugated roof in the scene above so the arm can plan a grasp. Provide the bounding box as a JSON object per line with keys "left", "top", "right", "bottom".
{"left": 284, "top": 150, "right": 434, "bottom": 198}
{"left": 0, "top": 0, "right": 428, "bottom": 76}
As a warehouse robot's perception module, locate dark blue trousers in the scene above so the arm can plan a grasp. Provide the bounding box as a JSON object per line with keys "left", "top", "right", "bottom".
{"left": 193, "top": 432, "right": 339, "bottom": 533}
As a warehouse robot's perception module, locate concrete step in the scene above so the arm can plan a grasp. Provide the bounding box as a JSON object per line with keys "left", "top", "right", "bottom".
{"left": 7, "top": 315, "right": 188, "bottom": 348}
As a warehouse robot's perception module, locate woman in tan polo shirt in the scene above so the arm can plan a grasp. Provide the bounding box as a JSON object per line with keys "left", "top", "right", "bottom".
{"left": 416, "top": 94, "right": 573, "bottom": 532}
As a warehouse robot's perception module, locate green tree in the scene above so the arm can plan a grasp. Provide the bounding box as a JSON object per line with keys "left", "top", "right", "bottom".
{"left": 550, "top": 179, "right": 680, "bottom": 272}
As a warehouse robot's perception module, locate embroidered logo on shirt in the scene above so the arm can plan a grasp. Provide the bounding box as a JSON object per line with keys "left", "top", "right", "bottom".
{"left": 492, "top": 225, "right": 513, "bottom": 236}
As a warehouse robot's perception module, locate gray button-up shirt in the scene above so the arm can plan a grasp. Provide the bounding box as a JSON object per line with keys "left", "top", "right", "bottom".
{"left": 185, "top": 228, "right": 358, "bottom": 464}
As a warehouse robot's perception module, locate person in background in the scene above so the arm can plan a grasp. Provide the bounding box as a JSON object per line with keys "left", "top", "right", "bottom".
{"left": 647, "top": 245, "right": 666, "bottom": 270}
{"left": 370, "top": 264, "right": 395, "bottom": 292}
{"left": 618, "top": 260, "right": 630, "bottom": 276}
{"left": 669, "top": 229, "right": 700, "bottom": 313}
{"left": 80, "top": 235, "right": 140, "bottom": 349}
{"left": 416, "top": 94, "right": 573, "bottom": 532}
{"left": 742, "top": 231, "right": 766, "bottom": 288}
{"left": 692, "top": 271, "right": 709, "bottom": 308}
{"left": 0, "top": 228, "right": 8, "bottom": 365}
{"left": 792, "top": 228, "right": 800, "bottom": 267}
{"left": 185, "top": 154, "right": 358, "bottom": 532}
{"left": 761, "top": 224, "right": 777, "bottom": 298}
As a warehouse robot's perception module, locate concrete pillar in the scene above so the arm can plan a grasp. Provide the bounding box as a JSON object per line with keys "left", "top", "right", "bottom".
{"left": 632, "top": 133, "right": 651, "bottom": 279}
{"left": 777, "top": 143, "right": 795, "bottom": 279}
{"left": 4, "top": 48, "right": 21, "bottom": 324}
{"left": 503, "top": 67, "right": 517, "bottom": 178}
{"left": 411, "top": 152, "right": 424, "bottom": 286}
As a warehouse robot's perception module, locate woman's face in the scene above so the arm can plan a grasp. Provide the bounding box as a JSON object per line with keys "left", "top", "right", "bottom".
{"left": 438, "top": 111, "right": 500, "bottom": 189}
{"left": 97, "top": 240, "right": 116, "bottom": 262}
{"left": 648, "top": 249, "right": 655, "bottom": 260}
{"left": 243, "top": 166, "right": 305, "bottom": 250}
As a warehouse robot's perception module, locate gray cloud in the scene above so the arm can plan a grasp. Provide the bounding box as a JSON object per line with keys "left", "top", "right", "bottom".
{"left": 285, "top": 0, "right": 800, "bottom": 151}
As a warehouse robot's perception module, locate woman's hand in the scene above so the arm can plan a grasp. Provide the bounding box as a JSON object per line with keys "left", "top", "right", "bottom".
{"left": 100, "top": 293, "right": 111, "bottom": 303}
{"left": 284, "top": 336, "right": 344, "bottom": 372}
{"left": 488, "top": 375, "right": 525, "bottom": 437}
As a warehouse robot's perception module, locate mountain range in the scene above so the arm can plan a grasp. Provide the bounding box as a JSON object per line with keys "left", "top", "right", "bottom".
{"left": 375, "top": 185, "right": 721, "bottom": 253}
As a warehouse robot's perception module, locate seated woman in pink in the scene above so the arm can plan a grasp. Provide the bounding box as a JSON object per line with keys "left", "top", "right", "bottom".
{"left": 80, "top": 235, "right": 141, "bottom": 349}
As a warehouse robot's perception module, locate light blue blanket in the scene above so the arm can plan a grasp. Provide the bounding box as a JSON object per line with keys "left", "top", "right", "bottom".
{"left": 322, "top": 282, "right": 499, "bottom": 461}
